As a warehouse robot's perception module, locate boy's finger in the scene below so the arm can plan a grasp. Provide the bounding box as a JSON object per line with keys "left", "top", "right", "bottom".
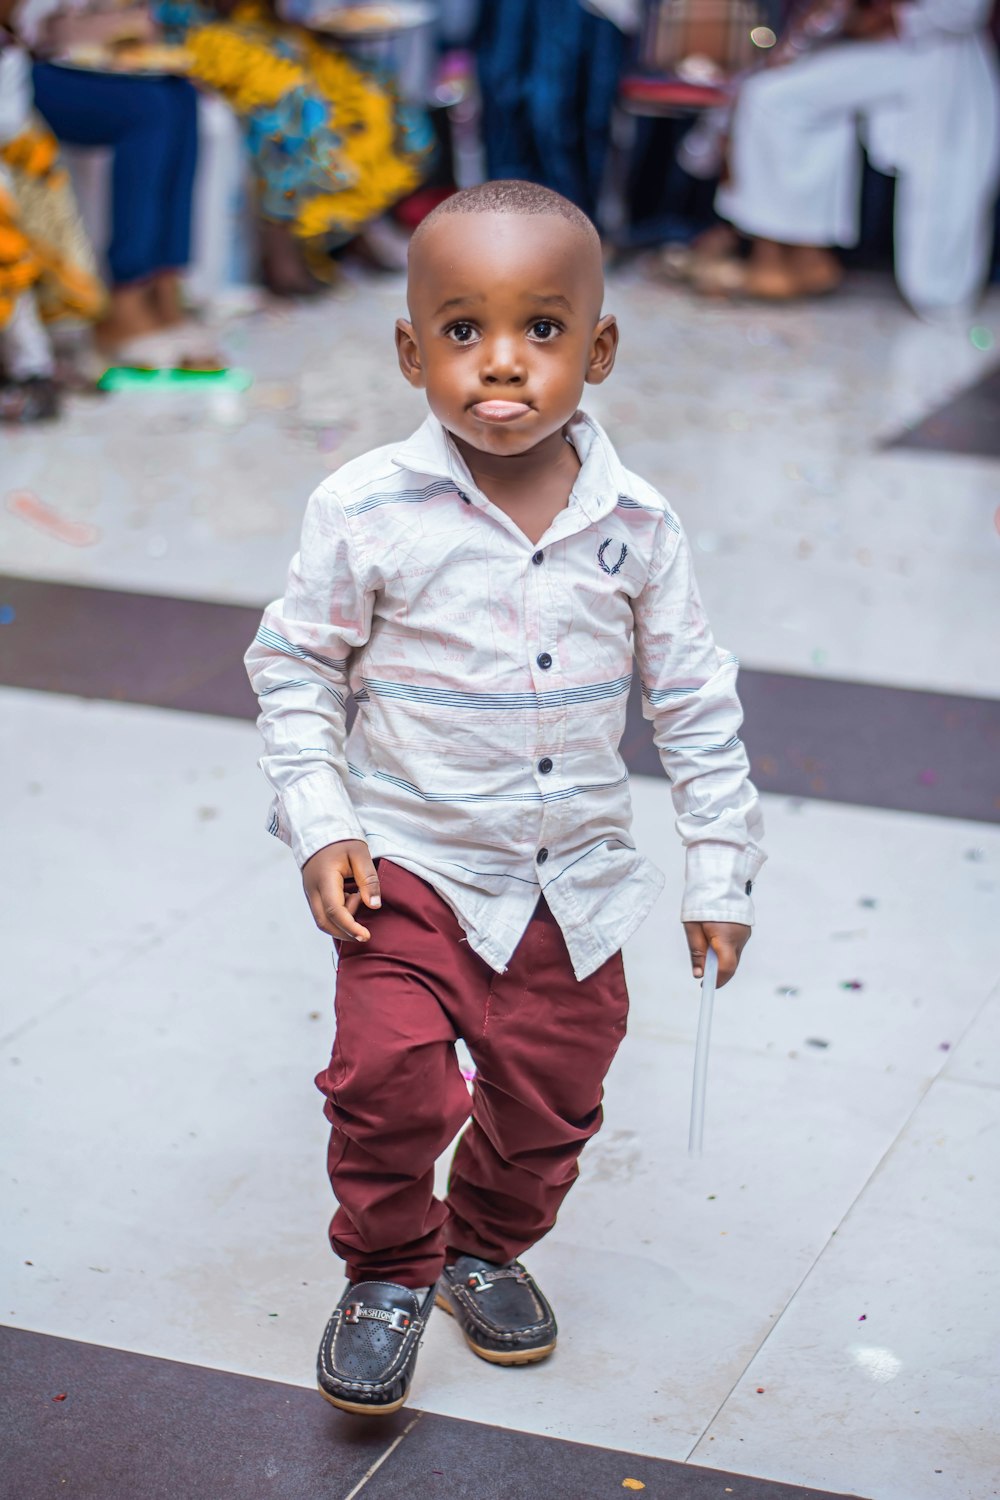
{"left": 349, "top": 848, "right": 382, "bottom": 909}
{"left": 322, "top": 898, "right": 371, "bottom": 942}
{"left": 713, "top": 941, "right": 740, "bottom": 988}
{"left": 684, "top": 922, "right": 708, "bottom": 979}
{"left": 309, "top": 877, "right": 370, "bottom": 942}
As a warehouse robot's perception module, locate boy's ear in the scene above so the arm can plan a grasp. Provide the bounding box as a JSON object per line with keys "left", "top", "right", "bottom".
{"left": 585, "top": 314, "right": 619, "bottom": 386}
{"left": 396, "top": 319, "right": 425, "bottom": 388}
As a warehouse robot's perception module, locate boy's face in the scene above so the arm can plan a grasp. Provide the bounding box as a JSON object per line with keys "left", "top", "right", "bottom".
{"left": 397, "top": 212, "right": 617, "bottom": 458}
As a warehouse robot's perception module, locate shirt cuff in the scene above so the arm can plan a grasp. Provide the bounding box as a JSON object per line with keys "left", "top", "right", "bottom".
{"left": 680, "top": 840, "right": 765, "bottom": 926}
{"left": 273, "top": 770, "right": 365, "bottom": 868}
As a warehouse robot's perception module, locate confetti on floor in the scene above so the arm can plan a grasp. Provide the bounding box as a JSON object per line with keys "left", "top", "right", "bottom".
{"left": 6, "top": 491, "right": 101, "bottom": 548}
{"left": 840, "top": 980, "right": 864, "bottom": 991}
{"left": 776, "top": 985, "right": 799, "bottom": 997}
{"left": 859, "top": 897, "right": 878, "bottom": 908}
{"left": 621, "top": 1482, "right": 646, "bottom": 1492}
{"left": 806, "top": 1038, "right": 830, "bottom": 1049}
{"left": 0, "top": 604, "right": 15, "bottom": 624}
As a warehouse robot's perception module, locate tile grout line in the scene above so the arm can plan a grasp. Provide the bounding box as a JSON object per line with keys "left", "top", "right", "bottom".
{"left": 340, "top": 1412, "right": 424, "bottom": 1500}
{"left": 679, "top": 1073, "right": 942, "bottom": 1467}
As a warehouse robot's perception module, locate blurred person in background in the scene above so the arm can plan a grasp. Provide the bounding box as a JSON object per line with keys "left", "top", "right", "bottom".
{"left": 476, "top": 0, "right": 640, "bottom": 227}
{"left": 21, "top": 0, "right": 212, "bottom": 361}
{"left": 0, "top": 15, "right": 105, "bottom": 419}
{"left": 705, "top": 0, "right": 1000, "bottom": 315}
{"left": 155, "top": 0, "right": 435, "bottom": 295}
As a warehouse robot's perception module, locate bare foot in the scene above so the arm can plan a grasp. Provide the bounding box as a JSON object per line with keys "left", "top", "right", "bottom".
{"left": 149, "top": 271, "right": 186, "bottom": 328}
{"left": 652, "top": 224, "right": 740, "bottom": 285}
{"left": 786, "top": 245, "right": 843, "bottom": 295}
{"left": 259, "top": 220, "right": 328, "bottom": 297}
{"left": 744, "top": 239, "right": 842, "bottom": 298}
{"left": 691, "top": 223, "right": 739, "bottom": 262}
{"left": 95, "top": 284, "right": 161, "bottom": 354}
{"left": 700, "top": 240, "right": 843, "bottom": 300}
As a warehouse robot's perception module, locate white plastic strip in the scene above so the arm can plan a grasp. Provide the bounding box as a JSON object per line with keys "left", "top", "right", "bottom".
{"left": 688, "top": 945, "right": 719, "bottom": 1156}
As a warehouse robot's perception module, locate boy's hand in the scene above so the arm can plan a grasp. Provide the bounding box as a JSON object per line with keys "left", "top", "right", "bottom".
{"left": 302, "top": 840, "right": 381, "bottom": 942}
{"left": 683, "top": 921, "right": 751, "bottom": 988}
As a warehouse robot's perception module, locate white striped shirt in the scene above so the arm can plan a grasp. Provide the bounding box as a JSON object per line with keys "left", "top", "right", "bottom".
{"left": 246, "top": 412, "right": 765, "bottom": 980}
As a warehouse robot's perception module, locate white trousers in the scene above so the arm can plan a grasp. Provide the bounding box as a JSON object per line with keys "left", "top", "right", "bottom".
{"left": 716, "top": 37, "right": 1000, "bottom": 312}
{"left": 2, "top": 293, "right": 55, "bottom": 381}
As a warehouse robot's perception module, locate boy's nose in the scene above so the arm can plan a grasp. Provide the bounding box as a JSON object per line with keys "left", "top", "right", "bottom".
{"left": 480, "top": 339, "right": 526, "bottom": 385}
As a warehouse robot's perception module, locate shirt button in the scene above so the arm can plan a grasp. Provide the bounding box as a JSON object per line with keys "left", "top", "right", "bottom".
{"left": 536, "top": 651, "right": 552, "bottom": 670}
{"left": 458, "top": 491, "right": 471, "bottom": 504}
{"left": 537, "top": 847, "right": 549, "bottom": 864}
{"left": 538, "top": 757, "right": 553, "bottom": 774}
{"left": 531, "top": 550, "right": 544, "bottom": 565}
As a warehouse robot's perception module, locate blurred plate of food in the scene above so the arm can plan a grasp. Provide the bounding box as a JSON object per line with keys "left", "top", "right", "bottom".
{"left": 307, "top": 3, "right": 437, "bottom": 38}
{"left": 53, "top": 42, "right": 193, "bottom": 74}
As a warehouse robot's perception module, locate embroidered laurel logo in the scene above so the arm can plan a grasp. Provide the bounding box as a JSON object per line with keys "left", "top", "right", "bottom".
{"left": 598, "top": 539, "right": 628, "bottom": 575}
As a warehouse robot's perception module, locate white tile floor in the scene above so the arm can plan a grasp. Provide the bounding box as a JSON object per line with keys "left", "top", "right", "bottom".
{"left": 3, "top": 690, "right": 999, "bottom": 1499}
{"left": 2, "top": 275, "right": 999, "bottom": 695}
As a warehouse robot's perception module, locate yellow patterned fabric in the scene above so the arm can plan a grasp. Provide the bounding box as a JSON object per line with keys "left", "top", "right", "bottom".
{"left": 0, "top": 122, "right": 106, "bottom": 328}
{"left": 172, "top": 1, "right": 432, "bottom": 241}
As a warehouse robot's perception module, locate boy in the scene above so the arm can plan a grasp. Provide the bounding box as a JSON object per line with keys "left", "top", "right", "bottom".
{"left": 246, "top": 180, "right": 765, "bottom": 1417}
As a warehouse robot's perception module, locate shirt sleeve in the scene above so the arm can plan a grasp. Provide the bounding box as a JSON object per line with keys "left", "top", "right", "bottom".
{"left": 894, "top": 0, "right": 994, "bottom": 41}
{"left": 632, "top": 513, "right": 766, "bottom": 926}
{"left": 244, "top": 481, "right": 374, "bottom": 868}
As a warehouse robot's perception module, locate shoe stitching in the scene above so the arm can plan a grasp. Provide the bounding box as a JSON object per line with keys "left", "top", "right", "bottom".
{"left": 444, "top": 1281, "right": 554, "bottom": 1341}
{"left": 321, "top": 1314, "right": 420, "bottom": 1392}
{"left": 320, "top": 1289, "right": 427, "bottom": 1393}
{"left": 446, "top": 1265, "right": 549, "bottom": 1318}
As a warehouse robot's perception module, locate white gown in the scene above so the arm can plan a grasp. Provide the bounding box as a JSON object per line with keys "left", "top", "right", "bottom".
{"left": 715, "top": 0, "right": 1000, "bottom": 313}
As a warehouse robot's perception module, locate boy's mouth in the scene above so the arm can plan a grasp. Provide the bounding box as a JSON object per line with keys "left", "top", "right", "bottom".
{"left": 469, "top": 400, "right": 533, "bottom": 424}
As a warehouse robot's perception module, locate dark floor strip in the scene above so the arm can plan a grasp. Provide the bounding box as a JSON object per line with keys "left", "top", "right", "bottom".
{"left": 883, "top": 363, "right": 1000, "bottom": 459}
{"left": 1, "top": 573, "right": 998, "bottom": 823}
{"left": 1, "top": 1326, "right": 866, "bottom": 1500}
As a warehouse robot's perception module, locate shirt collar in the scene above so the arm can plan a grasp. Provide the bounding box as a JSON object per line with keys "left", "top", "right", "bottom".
{"left": 390, "top": 410, "right": 636, "bottom": 522}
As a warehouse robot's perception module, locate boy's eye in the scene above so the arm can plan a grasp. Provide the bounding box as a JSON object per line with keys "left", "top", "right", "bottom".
{"left": 529, "top": 320, "right": 560, "bottom": 341}
{"left": 446, "top": 322, "right": 479, "bottom": 343}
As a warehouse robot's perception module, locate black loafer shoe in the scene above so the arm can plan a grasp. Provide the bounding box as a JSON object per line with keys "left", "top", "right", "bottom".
{"left": 437, "top": 1255, "right": 557, "bottom": 1365}
{"left": 317, "top": 1280, "right": 434, "bottom": 1415}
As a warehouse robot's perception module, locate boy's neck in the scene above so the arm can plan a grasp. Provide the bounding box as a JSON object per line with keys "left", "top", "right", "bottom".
{"left": 451, "top": 424, "right": 580, "bottom": 504}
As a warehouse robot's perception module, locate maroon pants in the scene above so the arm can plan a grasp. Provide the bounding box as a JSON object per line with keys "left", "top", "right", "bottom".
{"left": 314, "top": 861, "right": 629, "bottom": 1288}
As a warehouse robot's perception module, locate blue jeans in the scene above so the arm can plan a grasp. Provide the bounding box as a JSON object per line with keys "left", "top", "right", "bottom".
{"left": 476, "top": 0, "right": 626, "bottom": 223}
{"left": 32, "top": 65, "right": 198, "bottom": 286}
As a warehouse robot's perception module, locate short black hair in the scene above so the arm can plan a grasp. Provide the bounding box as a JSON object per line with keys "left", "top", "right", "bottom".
{"left": 410, "top": 180, "right": 600, "bottom": 255}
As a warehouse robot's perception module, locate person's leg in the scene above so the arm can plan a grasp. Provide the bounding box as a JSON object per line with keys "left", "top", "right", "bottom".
{"left": 710, "top": 41, "right": 907, "bottom": 297}
{"left": 526, "top": 0, "right": 591, "bottom": 211}
{"left": 476, "top": 0, "right": 536, "bottom": 182}
{"left": 445, "top": 898, "right": 629, "bottom": 1265}
{"left": 579, "top": 8, "right": 627, "bottom": 226}
{"left": 0, "top": 292, "right": 60, "bottom": 423}
{"left": 315, "top": 862, "right": 488, "bottom": 1289}
{"left": 892, "top": 47, "right": 1000, "bottom": 316}
{"left": 717, "top": 44, "right": 906, "bottom": 247}
{"left": 147, "top": 78, "right": 199, "bottom": 325}
{"left": 32, "top": 66, "right": 197, "bottom": 342}
{"left": 3, "top": 290, "right": 54, "bottom": 380}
